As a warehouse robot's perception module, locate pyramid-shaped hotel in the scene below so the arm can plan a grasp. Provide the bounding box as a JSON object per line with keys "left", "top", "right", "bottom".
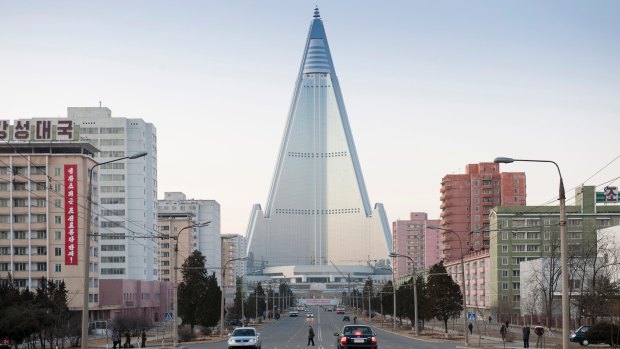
{"left": 246, "top": 8, "right": 392, "bottom": 282}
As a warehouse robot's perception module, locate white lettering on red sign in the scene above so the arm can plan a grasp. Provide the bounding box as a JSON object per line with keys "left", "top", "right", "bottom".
{"left": 64, "top": 165, "right": 78, "bottom": 265}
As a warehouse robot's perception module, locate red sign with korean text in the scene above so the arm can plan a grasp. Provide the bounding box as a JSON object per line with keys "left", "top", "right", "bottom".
{"left": 64, "top": 165, "right": 78, "bottom": 265}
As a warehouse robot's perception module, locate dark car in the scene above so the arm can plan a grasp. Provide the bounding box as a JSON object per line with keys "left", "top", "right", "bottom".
{"left": 228, "top": 319, "right": 243, "bottom": 327}
{"left": 570, "top": 323, "right": 619, "bottom": 346}
{"left": 342, "top": 315, "right": 350, "bottom": 321}
{"left": 334, "top": 325, "right": 377, "bottom": 349}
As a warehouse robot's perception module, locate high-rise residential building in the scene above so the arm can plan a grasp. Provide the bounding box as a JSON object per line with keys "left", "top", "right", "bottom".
{"left": 245, "top": 8, "right": 392, "bottom": 282}
{"left": 488, "top": 185, "right": 620, "bottom": 315}
{"left": 221, "top": 234, "right": 246, "bottom": 306}
{"left": 68, "top": 107, "right": 158, "bottom": 280}
{"left": 440, "top": 162, "right": 526, "bottom": 262}
{"left": 157, "top": 192, "right": 221, "bottom": 284}
{"left": 0, "top": 139, "right": 97, "bottom": 310}
{"left": 391, "top": 212, "right": 440, "bottom": 279}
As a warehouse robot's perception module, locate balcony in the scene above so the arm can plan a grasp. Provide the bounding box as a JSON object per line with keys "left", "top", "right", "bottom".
{"left": 440, "top": 193, "right": 448, "bottom": 201}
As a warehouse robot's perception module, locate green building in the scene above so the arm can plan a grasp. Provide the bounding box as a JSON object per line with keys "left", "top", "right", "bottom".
{"left": 488, "top": 185, "right": 620, "bottom": 314}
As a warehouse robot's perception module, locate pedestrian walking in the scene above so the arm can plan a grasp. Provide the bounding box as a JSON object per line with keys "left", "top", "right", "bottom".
{"left": 141, "top": 329, "right": 147, "bottom": 348}
{"left": 468, "top": 322, "right": 473, "bottom": 334}
{"left": 124, "top": 331, "right": 131, "bottom": 348}
{"left": 500, "top": 323, "right": 507, "bottom": 342}
{"left": 307, "top": 325, "right": 315, "bottom": 346}
{"left": 534, "top": 323, "right": 545, "bottom": 348}
{"left": 522, "top": 324, "right": 530, "bottom": 348}
{"left": 112, "top": 329, "right": 121, "bottom": 349}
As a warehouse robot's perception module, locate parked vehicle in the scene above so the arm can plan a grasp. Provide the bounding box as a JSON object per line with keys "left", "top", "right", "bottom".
{"left": 334, "top": 325, "right": 377, "bottom": 349}
{"left": 342, "top": 315, "right": 350, "bottom": 321}
{"left": 570, "top": 323, "right": 619, "bottom": 346}
{"left": 227, "top": 327, "right": 261, "bottom": 349}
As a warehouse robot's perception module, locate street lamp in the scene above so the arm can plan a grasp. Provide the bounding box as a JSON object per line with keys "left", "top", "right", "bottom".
{"left": 220, "top": 257, "right": 248, "bottom": 337}
{"left": 428, "top": 225, "right": 468, "bottom": 346}
{"left": 81, "top": 151, "right": 147, "bottom": 349}
{"left": 389, "top": 252, "right": 419, "bottom": 335}
{"left": 494, "top": 156, "right": 568, "bottom": 349}
{"left": 171, "top": 221, "right": 210, "bottom": 348}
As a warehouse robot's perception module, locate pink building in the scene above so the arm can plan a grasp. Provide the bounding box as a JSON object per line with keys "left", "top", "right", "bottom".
{"left": 444, "top": 249, "right": 491, "bottom": 317}
{"left": 392, "top": 213, "right": 440, "bottom": 279}
{"left": 98, "top": 279, "right": 172, "bottom": 323}
{"left": 440, "top": 163, "right": 526, "bottom": 262}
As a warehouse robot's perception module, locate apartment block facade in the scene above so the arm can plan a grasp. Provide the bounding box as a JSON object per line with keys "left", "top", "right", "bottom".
{"left": 157, "top": 192, "right": 221, "bottom": 284}
{"left": 489, "top": 185, "right": 620, "bottom": 314}
{"left": 68, "top": 107, "right": 158, "bottom": 281}
{"left": 0, "top": 140, "right": 97, "bottom": 312}
{"left": 391, "top": 212, "right": 439, "bottom": 279}
{"left": 440, "top": 162, "right": 526, "bottom": 262}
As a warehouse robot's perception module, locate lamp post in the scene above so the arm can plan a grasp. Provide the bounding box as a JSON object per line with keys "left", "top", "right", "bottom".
{"left": 389, "top": 252, "right": 418, "bottom": 335}
{"left": 220, "top": 257, "right": 247, "bottom": 337}
{"left": 172, "top": 221, "right": 210, "bottom": 348}
{"left": 81, "top": 151, "right": 147, "bottom": 349}
{"left": 494, "top": 157, "right": 568, "bottom": 349}
{"left": 428, "top": 225, "right": 468, "bottom": 346}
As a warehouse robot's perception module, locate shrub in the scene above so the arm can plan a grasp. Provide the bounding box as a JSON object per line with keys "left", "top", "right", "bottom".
{"left": 178, "top": 326, "right": 195, "bottom": 342}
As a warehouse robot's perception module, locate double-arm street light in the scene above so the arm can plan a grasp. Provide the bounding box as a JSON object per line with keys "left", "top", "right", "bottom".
{"left": 170, "top": 221, "right": 210, "bottom": 348}
{"left": 81, "top": 151, "right": 147, "bottom": 349}
{"left": 220, "top": 257, "right": 248, "bottom": 337}
{"left": 389, "top": 252, "right": 419, "bottom": 335}
{"left": 494, "top": 157, "right": 568, "bottom": 349}
{"left": 428, "top": 225, "right": 468, "bottom": 346}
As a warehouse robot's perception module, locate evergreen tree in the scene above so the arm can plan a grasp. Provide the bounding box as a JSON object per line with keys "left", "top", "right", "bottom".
{"left": 426, "top": 261, "right": 463, "bottom": 333}
{"left": 227, "top": 277, "right": 243, "bottom": 321}
{"left": 178, "top": 250, "right": 221, "bottom": 329}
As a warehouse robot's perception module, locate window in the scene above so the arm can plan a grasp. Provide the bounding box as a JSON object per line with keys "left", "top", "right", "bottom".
{"left": 54, "top": 216, "right": 62, "bottom": 224}
{"left": 512, "top": 232, "right": 526, "bottom": 239}
{"left": 101, "top": 256, "right": 126, "bottom": 263}
{"left": 568, "top": 219, "right": 582, "bottom": 226}
{"left": 101, "top": 197, "right": 125, "bottom": 205}
{"left": 33, "top": 231, "right": 46, "bottom": 239}
{"left": 101, "top": 268, "right": 126, "bottom": 275}
{"left": 14, "top": 263, "right": 27, "bottom": 271}
{"left": 99, "top": 127, "right": 124, "bottom": 134}
{"left": 100, "top": 174, "right": 125, "bottom": 181}
{"left": 501, "top": 270, "right": 508, "bottom": 277}
{"left": 512, "top": 295, "right": 521, "bottom": 302}
{"left": 512, "top": 245, "right": 525, "bottom": 252}
{"left": 501, "top": 245, "right": 508, "bottom": 252}
{"left": 100, "top": 151, "right": 126, "bottom": 157}
{"left": 513, "top": 282, "right": 520, "bottom": 290}
{"left": 512, "top": 270, "right": 520, "bottom": 277}
{"left": 99, "top": 139, "right": 125, "bottom": 146}
{"left": 567, "top": 232, "right": 582, "bottom": 239}
{"left": 513, "top": 257, "right": 526, "bottom": 265}
{"left": 36, "top": 263, "right": 47, "bottom": 271}
{"left": 514, "top": 188, "right": 519, "bottom": 194}
{"left": 527, "top": 245, "right": 540, "bottom": 252}
{"left": 502, "top": 282, "right": 508, "bottom": 290}
{"left": 13, "top": 231, "right": 26, "bottom": 239}
{"left": 100, "top": 162, "right": 125, "bottom": 170}
{"left": 526, "top": 232, "right": 541, "bottom": 239}
{"left": 101, "top": 245, "right": 126, "bottom": 252}
{"left": 0, "top": 231, "right": 7, "bottom": 239}
{"left": 55, "top": 264, "right": 62, "bottom": 272}
{"left": 55, "top": 247, "right": 62, "bottom": 256}
{"left": 501, "top": 257, "right": 508, "bottom": 265}
{"left": 101, "top": 209, "right": 126, "bottom": 216}
{"left": 101, "top": 221, "right": 125, "bottom": 228}
{"left": 101, "top": 186, "right": 125, "bottom": 193}
{"left": 31, "top": 215, "right": 46, "bottom": 223}
{"left": 36, "top": 247, "right": 47, "bottom": 255}
{"left": 54, "top": 167, "right": 61, "bottom": 176}
{"left": 14, "top": 247, "right": 27, "bottom": 255}
{"left": 55, "top": 231, "right": 62, "bottom": 240}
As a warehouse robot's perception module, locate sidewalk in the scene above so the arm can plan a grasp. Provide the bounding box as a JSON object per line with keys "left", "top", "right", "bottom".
{"left": 360, "top": 315, "right": 571, "bottom": 349}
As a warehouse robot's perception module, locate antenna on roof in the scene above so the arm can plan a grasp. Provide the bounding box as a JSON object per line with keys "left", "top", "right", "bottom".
{"left": 313, "top": 6, "right": 320, "bottom": 18}
{"left": 99, "top": 101, "right": 102, "bottom": 108}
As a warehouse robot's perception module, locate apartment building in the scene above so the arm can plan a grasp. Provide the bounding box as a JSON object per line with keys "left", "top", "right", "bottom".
{"left": 391, "top": 212, "right": 440, "bottom": 279}
{"left": 68, "top": 107, "right": 158, "bottom": 281}
{"left": 440, "top": 162, "right": 526, "bottom": 262}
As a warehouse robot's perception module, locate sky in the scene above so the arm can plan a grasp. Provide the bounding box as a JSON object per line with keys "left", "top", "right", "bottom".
{"left": 1, "top": 1, "right": 619, "bottom": 235}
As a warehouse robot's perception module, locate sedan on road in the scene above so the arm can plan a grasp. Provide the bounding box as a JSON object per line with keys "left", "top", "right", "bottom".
{"left": 227, "top": 327, "right": 261, "bottom": 349}
{"left": 334, "top": 325, "right": 377, "bottom": 349}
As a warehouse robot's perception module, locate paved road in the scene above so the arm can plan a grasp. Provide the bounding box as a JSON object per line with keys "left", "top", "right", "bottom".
{"left": 181, "top": 306, "right": 463, "bottom": 349}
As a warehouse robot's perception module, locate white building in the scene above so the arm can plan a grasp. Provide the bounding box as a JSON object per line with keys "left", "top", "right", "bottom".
{"left": 245, "top": 8, "right": 392, "bottom": 282}
{"left": 158, "top": 192, "right": 221, "bottom": 284}
{"left": 68, "top": 107, "right": 158, "bottom": 280}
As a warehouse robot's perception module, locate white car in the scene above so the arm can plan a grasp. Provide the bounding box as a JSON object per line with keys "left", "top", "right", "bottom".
{"left": 306, "top": 311, "right": 315, "bottom": 318}
{"left": 228, "top": 327, "right": 261, "bottom": 349}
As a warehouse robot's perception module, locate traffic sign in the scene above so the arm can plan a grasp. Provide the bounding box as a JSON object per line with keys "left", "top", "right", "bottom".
{"left": 165, "top": 312, "right": 173, "bottom": 321}
{"left": 468, "top": 313, "right": 476, "bottom": 320}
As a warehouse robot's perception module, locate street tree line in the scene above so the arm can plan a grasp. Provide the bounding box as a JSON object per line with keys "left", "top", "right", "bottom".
{"left": 0, "top": 275, "right": 79, "bottom": 349}
{"left": 346, "top": 261, "right": 464, "bottom": 333}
